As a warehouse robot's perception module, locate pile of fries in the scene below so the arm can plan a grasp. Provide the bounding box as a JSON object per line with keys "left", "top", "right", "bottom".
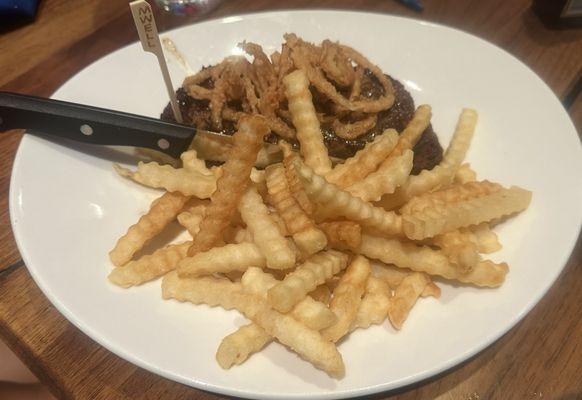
{"left": 109, "top": 68, "right": 531, "bottom": 378}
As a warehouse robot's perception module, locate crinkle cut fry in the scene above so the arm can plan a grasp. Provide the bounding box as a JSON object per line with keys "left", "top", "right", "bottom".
{"left": 387, "top": 105, "right": 432, "bottom": 158}
{"left": 400, "top": 180, "right": 503, "bottom": 215}
{"left": 242, "top": 267, "right": 337, "bottom": 331}
{"left": 108, "top": 241, "right": 191, "bottom": 288}
{"left": 309, "top": 285, "right": 332, "bottom": 305}
{"left": 402, "top": 185, "right": 532, "bottom": 240}
{"left": 180, "top": 150, "right": 214, "bottom": 176}
{"left": 216, "top": 323, "right": 272, "bottom": 369}
{"left": 346, "top": 149, "right": 413, "bottom": 202}
{"left": 388, "top": 272, "right": 431, "bottom": 330}
{"left": 238, "top": 186, "right": 295, "bottom": 269}
{"left": 178, "top": 242, "right": 266, "bottom": 277}
{"left": 265, "top": 163, "right": 327, "bottom": 255}
{"left": 177, "top": 203, "right": 207, "bottom": 237}
{"left": 295, "top": 160, "right": 403, "bottom": 236}
{"left": 470, "top": 223, "right": 502, "bottom": 254}
{"left": 359, "top": 233, "right": 508, "bottom": 287}
{"left": 113, "top": 162, "right": 217, "bottom": 198}
{"left": 432, "top": 230, "right": 481, "bottom": 273}
{"left": 109, "top": 191, "right": 189, "bottom": 267}
{"left": 322, "top": 255, "right": 371, "bottom": 342}
{"left": 370, "top": 260, "right": 440, "bottom": 298}
{"left": 188, "top": 115, "right": 270, "bottom": 257}
{"left": 325, "top": 129, "right": 399, "bottom": 188}
{"left": 454, "top": 163, "right": 477, "bottom": 184}
{"left": 268, "top": 250, "right": 349, "bottom": 313}
{"left": 280, "top": 141, "right": 314, "bottom": 215}
{"left": 283, "top": 69, "right": 332, "bottom": 175}
{"left": 352, "top": 276, "right": 392, "bottom": 330}
{"left": 318, "top": 220, "right": 362, "bottom": 250}
{"left": 377, "top": 108, "right": 478, "bottom": 210}
{"left": 162, "top": 272, "right": 345, "bottom": 378}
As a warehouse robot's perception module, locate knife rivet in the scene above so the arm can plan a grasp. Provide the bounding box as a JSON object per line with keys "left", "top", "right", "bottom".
{"left": 80, "top": 124, "right": 94, "bottom": 136}
{"left": 157, "top": 138, "right": 170, "bottom": 150}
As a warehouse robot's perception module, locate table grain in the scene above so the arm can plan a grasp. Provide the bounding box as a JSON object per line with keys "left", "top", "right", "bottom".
{"left": 1, "top": 1, "right": 581, "bottom": 399}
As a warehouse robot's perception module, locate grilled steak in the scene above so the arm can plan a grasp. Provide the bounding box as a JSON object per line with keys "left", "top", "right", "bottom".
{"left": 161, "top": 75, "right": 443, "bottom": 174}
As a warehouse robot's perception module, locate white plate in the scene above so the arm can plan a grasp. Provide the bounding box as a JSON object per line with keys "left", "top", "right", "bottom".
{"left": 9, "top": 10, "right": 582, "bottom": 400}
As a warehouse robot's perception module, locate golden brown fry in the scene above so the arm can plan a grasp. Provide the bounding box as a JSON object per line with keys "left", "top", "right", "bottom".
{"left": 359, "top": 233, "right": 508, "bottom": 287}
{"left": 377, "top": 108, "right": 477, "bottom": 209}
{"left": 469, "top": 223, "right": 502, "bottom": 253}
{"left": 388, "top": 272, "right": 430, "bottom": 330}
{"left": 295, "top": 161, "right": 403, "bottom": 235}
{"left": 400, "top": 181, "right": 503, "bottom": 215}
{"left": 134, "top": 147, "right": 180, "bottom": 167}
{"left": 325, "top": 129, "right": 399, "bottom": 188}
{"left": 177, "top": 204, "right": 206, "bottom": 237}
{"left": 190, "top": 133, "right": 232, "bottom": 162}
{"left": 371, "top": 260, "right": 440, "bottom": 298}
{"left": 265, "top": 163, "right": 327, "bottom": 255}
{"left": 190, "top": 134, "right": 282, "bottom": 168}
{"left": 230, "top": 227, "right": 253, "bottom": 244}
{"left": 309, "top": 285, "right": 332, "bottom": 305}
{"left": 188, "top": 116, "right": 269, "bottom": 257}
{"left": 109, "top": 191, "right": 189, "bottom": 267}
{"left": 178, "top": 242, "right": 266, "bottom": 277}
{"left": 239, "top": 186, "right": 295, "bottom": 269}
{"left": 268, "top": 250, "right": 349, "bottom": 313}
{"left": 440, "top": 108, "right": 479, "bottom": 170}
{"left": 280, "top": 142, "right": 314, "bottom": 215}
{"left": 283, "top": 69, "right": 332, "bottom": 175}
{"left": 370, "top": 260, "right": 411, "bottom": 288}
{"left": 402, "top": 186, "right": 532, "bottom": 240}
{"left": 108, "top": 241, "right": 191, "bottom": 288}
{"left": 113, "top": 162, "right": 216, "bottom": 198}
{"left": 267, "top": 210, "right": 290, "bottom": 236}
{"left": 386, "top": 105, "right": 432, "bottom": 158}
{"left": 433, "top": 230, "right": 481, "bottom": 273}
{"left": 421, "top": 281, "right": 441, "bottom": 298}
{"left": 219, "top": 266, "right": 337, "bottom": 369}
{"left": 346, "top": 149, "right": 413, "bottom": 202}
{"left": 318, "top": 221, "right": 362, "bottom": 250}
{"left": 162, "top": 272, "right": 345, "bottom": 378}
{"left": 454, "top": 163, "right": 477, "bottom": 184}
{"left": 322, "top": 255, "right": 371, "bottom": 342}
{"left": 216, "top": 323, "right": 272, "bottom": 369}
{"left": 292, "top": 227, "right": 329, "bottom": 257}
{"left": 353, "top": 276, "right": 392, "bottom": 329}
{"left": 180, "top": 150, "right": 213, "bottom": 176}
{"left": 242, "top": 267, "right": 337, "bottom": 331}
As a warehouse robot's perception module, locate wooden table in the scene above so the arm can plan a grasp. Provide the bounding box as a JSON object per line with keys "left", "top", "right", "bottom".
{"left": 1, "top": 1, "right": 581, "bottom": 399}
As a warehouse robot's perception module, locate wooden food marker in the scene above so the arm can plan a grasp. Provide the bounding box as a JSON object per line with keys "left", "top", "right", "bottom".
{"left": 130, "top": 0, "right": 183, "bottom": 123}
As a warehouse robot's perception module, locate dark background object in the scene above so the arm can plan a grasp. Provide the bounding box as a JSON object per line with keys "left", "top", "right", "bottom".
{"left": 532, "top": 0, "right": 582, "bottom": 27}
{"left": 0, "top": 0, "right": 39, "bottom": 32}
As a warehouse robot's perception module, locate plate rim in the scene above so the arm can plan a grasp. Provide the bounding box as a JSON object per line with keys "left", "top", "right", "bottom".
{"left": 9, "top": 9, "right": 582, "bottom": 400}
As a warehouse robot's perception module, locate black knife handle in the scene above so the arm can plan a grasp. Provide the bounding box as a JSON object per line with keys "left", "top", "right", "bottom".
{"left": 0, "top": 91, "right": 195, "bottom": 158}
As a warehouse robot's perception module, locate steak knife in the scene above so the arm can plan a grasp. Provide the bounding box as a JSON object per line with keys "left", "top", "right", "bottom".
{"left": 0, "top": 91, "right": 230, "bottom": 158}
